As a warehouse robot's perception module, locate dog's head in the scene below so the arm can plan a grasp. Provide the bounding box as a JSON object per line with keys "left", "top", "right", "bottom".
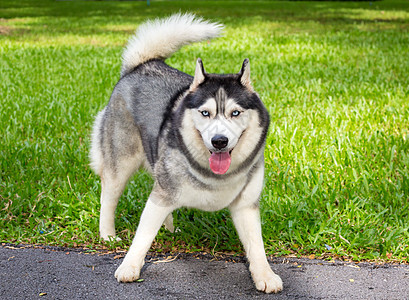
{"left": 179, "top": 59, "right": 269, "bottom": 175}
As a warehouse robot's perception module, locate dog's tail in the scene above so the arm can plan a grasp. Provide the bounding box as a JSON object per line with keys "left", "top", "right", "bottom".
{"left": 120, "top": 13, "right": 223, "bottom": 77}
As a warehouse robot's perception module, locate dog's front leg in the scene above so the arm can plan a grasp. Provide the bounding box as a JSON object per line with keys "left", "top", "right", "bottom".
{"left": 230, "top": 205, "right": 283, "bottom": 293}
{"left": 229, "top": 161, "right": 282, "bottom": 293}
{"left": 115, "top": 196, "right": 175, "bottom": 282}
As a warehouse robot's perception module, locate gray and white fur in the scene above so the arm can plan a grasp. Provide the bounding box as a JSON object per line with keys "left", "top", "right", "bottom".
{"left": 90, "top": 13, "right": 283, "bottom": 293}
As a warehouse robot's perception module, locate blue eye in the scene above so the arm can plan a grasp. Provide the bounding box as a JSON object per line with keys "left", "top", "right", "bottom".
{"left": 232, "top": 110, "right": 241, "bottom": 117}
{"left": 201, "top": 110, "right": 210, "bottom": 117}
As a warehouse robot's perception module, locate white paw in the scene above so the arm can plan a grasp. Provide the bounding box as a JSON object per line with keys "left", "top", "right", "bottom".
{"left": 114, "top": 262, "right": 142, "bottom": 283}
{"left": 252, "top": 269, "right": 283, "bottom": 293}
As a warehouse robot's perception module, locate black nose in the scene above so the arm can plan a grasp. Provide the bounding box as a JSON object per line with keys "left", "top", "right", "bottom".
{"left": 211, "top": 135, "right": 228, "bottom": 150}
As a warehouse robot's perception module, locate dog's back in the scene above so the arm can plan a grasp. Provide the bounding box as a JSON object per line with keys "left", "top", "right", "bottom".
{"left": 110, "top": 61, "right": 192, "bottom": 166}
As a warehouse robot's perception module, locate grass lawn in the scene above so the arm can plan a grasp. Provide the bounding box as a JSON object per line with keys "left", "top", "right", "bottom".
{"left": 1, "top": 0, "right": 408, "bottom": 262}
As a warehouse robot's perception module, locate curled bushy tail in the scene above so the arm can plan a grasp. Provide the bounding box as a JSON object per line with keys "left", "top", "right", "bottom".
{"left": 121, "top": 13, "right": 223, "bottom": 77}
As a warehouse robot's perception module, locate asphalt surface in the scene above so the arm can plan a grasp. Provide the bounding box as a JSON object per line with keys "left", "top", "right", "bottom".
{"left": 1, "top": 245, "right": 408, "bottom": 299}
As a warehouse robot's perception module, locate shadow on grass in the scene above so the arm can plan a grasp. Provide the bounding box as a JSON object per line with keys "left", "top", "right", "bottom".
{"left": 1, "top": 0, "right": 408, "bottom": 37}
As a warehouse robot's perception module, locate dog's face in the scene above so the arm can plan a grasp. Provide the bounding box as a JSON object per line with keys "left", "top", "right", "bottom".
{"left": 180, "top": 59, "right": 269, "bottom": 175}
{"left": 191, "top": 90, "right": 251, "bottom": 174}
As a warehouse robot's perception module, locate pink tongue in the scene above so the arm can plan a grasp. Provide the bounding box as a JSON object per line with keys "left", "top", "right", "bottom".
{"left": 209, "top": 152, "right": 231, "bottom": 175}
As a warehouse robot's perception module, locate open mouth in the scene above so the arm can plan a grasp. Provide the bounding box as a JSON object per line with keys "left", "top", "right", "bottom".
{"left": 208, "top": 149, "right": 233, "bottom": 175}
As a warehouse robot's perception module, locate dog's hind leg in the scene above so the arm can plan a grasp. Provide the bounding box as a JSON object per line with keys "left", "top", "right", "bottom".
{"left": 91, "top": 96, "right": 146, "bottom": 241}
{"left": 99, "top": 164, "right": 137, "bottom": 241}
{"left": 163, "top": 213, "right": 174, "bottom": 232}
{"left": 99, "top": 172, "right": 123, "bottom": 241}
{"left": 98, "top": 132, "right": 145, "bottom": 241}
{"left": 99, "top": 144, "right": 145, "bottom": 240}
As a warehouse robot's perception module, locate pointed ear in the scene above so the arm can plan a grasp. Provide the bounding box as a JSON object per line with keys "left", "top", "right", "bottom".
{"left": 190, "top": 58, "right": 206, "bottom": 92}
{"left": 238, "top": 58, "right": 253, "bottom": 91}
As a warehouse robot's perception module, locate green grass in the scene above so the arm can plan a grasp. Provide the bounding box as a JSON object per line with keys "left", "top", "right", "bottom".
{"left": 1, "top": 0, "right": 408, "bottom": 262}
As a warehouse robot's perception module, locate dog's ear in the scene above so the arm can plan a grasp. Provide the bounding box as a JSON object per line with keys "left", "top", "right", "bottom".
{"left": 238, "top": 58, "right": 254, "bottom": 92}
{"left": 190, "top": 58, "right": 206, "bottom": 92}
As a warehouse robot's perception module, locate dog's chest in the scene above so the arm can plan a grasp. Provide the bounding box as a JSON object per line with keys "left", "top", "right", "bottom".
{"left": 177, "top": 177, "right": 246, "bottom": 211}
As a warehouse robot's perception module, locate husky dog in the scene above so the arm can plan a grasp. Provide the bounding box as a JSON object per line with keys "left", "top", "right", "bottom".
{"left": 90, "top": 14, "right": 283, "bottom": 293}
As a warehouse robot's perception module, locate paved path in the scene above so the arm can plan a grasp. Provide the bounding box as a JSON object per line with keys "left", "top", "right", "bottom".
{"left": 1, "top": 245, "right": 408, "bottom": 299}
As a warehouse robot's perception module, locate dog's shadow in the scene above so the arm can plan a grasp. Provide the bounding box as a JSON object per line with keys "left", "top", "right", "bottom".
{"left": 139, "top": 257, "right": 291, "bottom": 298}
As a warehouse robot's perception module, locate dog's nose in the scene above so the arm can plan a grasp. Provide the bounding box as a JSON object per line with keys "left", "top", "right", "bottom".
{"left": 211, "top": 135, "right": 228, "bottom": 150}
